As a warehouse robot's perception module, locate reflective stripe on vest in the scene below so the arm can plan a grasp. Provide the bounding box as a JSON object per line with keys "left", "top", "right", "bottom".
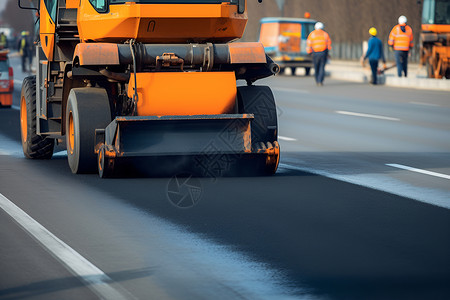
{"left": 388, "top": 25, "right": 413, "bottom": 51}
{"left": 307, "top": 30, "right": 331, "bottom": 53}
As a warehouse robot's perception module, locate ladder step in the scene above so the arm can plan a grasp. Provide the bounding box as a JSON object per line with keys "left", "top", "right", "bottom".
{"left": 41, "top": 132, "right": 62, "bottom": 136}
{"left": 58, "top": 37, "right": 80, "bottom": 41}
{"left": 58, "top": 23, "right": 77, "bottom": 27}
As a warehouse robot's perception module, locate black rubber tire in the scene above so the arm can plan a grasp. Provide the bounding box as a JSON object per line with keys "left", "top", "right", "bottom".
{"left": 97, "top": 146, "right": 115, "bottom": 178}
{"left": 237, "top": 85, "right": 278, "bottom": 146}
{"left": 426, "top": 61, "right": 434, "bottom": 78}
{"left": 290, "top": 67, "right": 296, "bottom": 76}
{"left": 20, "top": 76, "right": 54, "bottom": 159}
{"left": 66, "top": 88, "right": 112, "bottom": 174}
{"left": 305, "top": 67, "right": 311, "bottom": 76}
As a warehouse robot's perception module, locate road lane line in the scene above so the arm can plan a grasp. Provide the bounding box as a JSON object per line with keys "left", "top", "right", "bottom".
{"left": 279, "top": 162, "right": 450, "bottom": 209}
{"left": 13, "top": 79, "right": 23, "bottom": 86}
{"left": 386, "top": 164, "right": 450, "bottom": 180}
{"left": 279, "top": 136, "right": 297, "bottom": 141}
{"left": 335, "top": 110, "right": 400, "bottom": 121}
{"left": 409, "top": 101, "right": 440, "bottom": 107}
{"left": 0, "top": 193, "right": 133, "bottom": 300}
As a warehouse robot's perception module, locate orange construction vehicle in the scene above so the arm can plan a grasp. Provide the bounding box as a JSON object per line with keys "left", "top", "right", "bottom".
{"left": 18, "top": 0, "right": 280, "bottom": 177}
{"left": 0, "top": 49, "right": 13, "bottom": 108}
{"left": 420, "top": 0, "right": 450, "bottom": 78}
{"left": 259, "top": 17, "right": 316, "bottom": 76}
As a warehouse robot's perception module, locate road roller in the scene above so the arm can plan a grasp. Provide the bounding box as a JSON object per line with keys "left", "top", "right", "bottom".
{"left": 18, "top": 0, "right": 280, "bottom": 177}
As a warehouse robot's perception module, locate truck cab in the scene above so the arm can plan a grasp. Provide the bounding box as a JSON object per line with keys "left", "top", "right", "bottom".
{"left": 259, "top": 17, "right": 316, "bottom": 76}
{"left": 420, "top": 0, "right": 450, "bottom": 78}
{"left": 0, "top": 50, "right": 13, "bottom": 108}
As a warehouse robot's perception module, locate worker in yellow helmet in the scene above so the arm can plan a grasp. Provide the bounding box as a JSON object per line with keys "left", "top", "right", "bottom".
{"left": 361, "top": 27, "right": 386, "bottom": 85}
{"left": 0, "top": 32, "right": 8, "bottom": 49}
{"left": 17, "top": 31, "right": 32, "bottom": 72}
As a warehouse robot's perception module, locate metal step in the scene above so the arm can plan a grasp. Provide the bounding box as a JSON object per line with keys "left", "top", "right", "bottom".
{"left": 57, "top": 37, "right": 80, "bottom": 41}
{"left": 58, "top": 8, "right": 77, "bottom": 25}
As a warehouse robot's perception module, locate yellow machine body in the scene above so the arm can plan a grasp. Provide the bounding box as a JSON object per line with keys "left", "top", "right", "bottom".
{"left": 77, "top": 2, "right": 247, "bottom": 43}
{"left": 420, "top": 0, "right": 450, "bottom": 78}
{"left": 19, "top": 0, "right": 280, "bottom": 177}
{"left": 128, "top": 72, "right": 237, "bottom": 116}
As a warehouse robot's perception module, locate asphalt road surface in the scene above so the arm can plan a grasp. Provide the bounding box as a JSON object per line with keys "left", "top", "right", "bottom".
{"left": 1, "top": 55, "right": 449, "bottom": 300}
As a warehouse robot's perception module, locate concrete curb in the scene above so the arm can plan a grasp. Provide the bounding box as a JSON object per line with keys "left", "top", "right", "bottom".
{"left": 384, "top": 76, "right": 450, "bottom": 91}
{"left": 325, "top": 63, "right": 450, "bottom": 92}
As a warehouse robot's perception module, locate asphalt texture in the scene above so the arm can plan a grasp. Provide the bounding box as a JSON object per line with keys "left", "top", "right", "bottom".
{"left": 0, "top": 57, "right": 450, "bottom": 300}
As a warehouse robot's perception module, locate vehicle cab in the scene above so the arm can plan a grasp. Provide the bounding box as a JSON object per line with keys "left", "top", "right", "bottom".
{"left": 259, "top": 17, "right": 316, "bottom": 75}
{"left": 0, "top": 50, "right": 13, "bottom": 108}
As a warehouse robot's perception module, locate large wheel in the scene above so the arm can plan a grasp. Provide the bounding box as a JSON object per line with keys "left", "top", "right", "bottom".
{"left": 237, "top": 85, "right": 279, "bottom": 175}
{"left": 20, "top": 76, "right": 54, "bottom": 159}
{"left": 97, "top": 145, "right": 115, "bottom": 178}
{"left": 66, "top": 88, "right": 112, "bottom": 174}
{"left": 426, "top": 57, "right": 435, "bottom": 78}
{"left": 305, "top": 67, "right": 311, "bottom": 76}
{"left": 237, "top": 85, "right": 278, "bottom": 145}
{"left": 290, "top": 67, "right": 296, "bottom": 76}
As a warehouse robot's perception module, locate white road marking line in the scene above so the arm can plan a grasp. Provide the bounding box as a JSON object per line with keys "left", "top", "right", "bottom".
{"left": 278, "top": 136, "right": 297, "bottom": 141}
{"left": 272, "top": 87, "right": 310, "bottom": 94}
{"left": 0, "top": 193, "right": 133, "bottom": 300}
{"left": 278, "top": 162, "right": 450, "bottom": 209}
{"left": 11, "top": 105, "right": 20, "bottom": 110}
{"left": 409, "top": 101, "right": 440, "bottom": 107}
{"left": 335, "top": 110, "right": 400, "bottom": 121}
{"left": 386, "top": 164, "right": 450, "bottom": 180}
{"left": 13, "top": 79, "right": 23, "bottom": 86}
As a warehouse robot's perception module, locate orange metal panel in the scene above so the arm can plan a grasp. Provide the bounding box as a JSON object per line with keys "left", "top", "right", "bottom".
{"left": 0, "top": 93, "right": 12, "bottom": 106}
{"left": 229, "top": 42, "right": 267, "bottom": 64}
{"left": 65, "top": 0, "right": 79, "bottom": 9}
{"left": 73, "top": 43, "right": 120, "bottom": 65}
{"left": 77, "top": 2, "right": 247, "bottom": 43}
{"left": 422, "top": 24, "right": 450, "bottom": 33}
{"left": 279, "top": 23, "right": 301, "bottom": 53}
{"left": 40, "top": 34, "right": 55, "bottom": 61}
{"left": 127, "top": 72, "right": 237, "bottom": 116}
{"left": 259, "top": 23, "right": 279, "bottom": 48}
{"left": 39, "top": 0, "right": 55, "bottom": 61}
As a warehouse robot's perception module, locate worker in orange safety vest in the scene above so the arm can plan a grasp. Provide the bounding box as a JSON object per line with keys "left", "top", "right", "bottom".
{"left": 306, "top": 22, "right": 332, "bottom": 86}
{"left": 388, "top": 15, "right": 413, "bottom": 77}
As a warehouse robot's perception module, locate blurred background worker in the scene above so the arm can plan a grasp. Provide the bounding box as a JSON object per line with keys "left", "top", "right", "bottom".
{"left": 361, "top": 27, "right": 386, "bottom": 85}
{"left": 0, "top": 32, "right": 8, "bottom": 49}
{"left": 17, "top": 31, "right": 32, "bottom": 72}
{"left": 306, "top": 22, "right": 332, "bottom": 86}
{"left": 388, "top": 15, "right": 413, "bottom": 77}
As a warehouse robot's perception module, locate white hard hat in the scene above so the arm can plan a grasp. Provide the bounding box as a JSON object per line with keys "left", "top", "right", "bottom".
{"left": 398, "top": 15, "right": 407, "bottom": 24}
{"left": 315, "top": 22, "right": 324, "bottom": 30}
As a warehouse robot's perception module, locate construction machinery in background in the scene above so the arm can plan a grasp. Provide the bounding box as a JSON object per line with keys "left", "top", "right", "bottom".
{"left": 259, "top": 17, "right": 316, "bottom": 76}
{"left": 420, "top": 0, "right": 450, "bottom": 78}
{"left": 18, "top": 0, "right": 280, "bottom": 177}
{"left": 0, "top": 49, "right": 13, "bottom": 108}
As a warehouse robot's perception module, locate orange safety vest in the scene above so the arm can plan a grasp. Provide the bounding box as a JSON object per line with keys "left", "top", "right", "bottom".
{"left": 306, "top": 29, "right": 332, "bottom": 54}
{"left": 388, "top": 24, "right": 413, "bottom": 51}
